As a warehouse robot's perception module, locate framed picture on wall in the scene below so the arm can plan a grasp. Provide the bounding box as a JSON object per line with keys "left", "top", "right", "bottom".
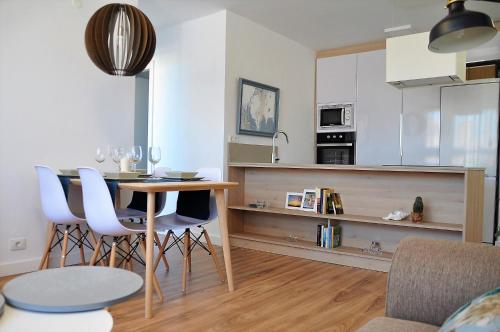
{"left": 237, "top": 78, "right": 280, "bottom": 137}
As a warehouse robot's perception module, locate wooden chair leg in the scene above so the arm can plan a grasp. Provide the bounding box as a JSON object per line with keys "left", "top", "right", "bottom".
{"left": 109, "top": 239, "right": 117, "bottom": 268}
{"left": 154, "top": 232, "right": 169, "bottom": 271}
{"left": 139, "top": 236, "right": 164, "bottom": 302}
{"left": 203, "top": 230, "right": 225, "bottom": 282}
{"left": 154, "top": 231, "right": 171, "bottom": 272}
{"left": 182, "top": 229, "right": 190, "bottom": 293}
{"left": 59, "top": 226, "right": 70, "bottom": 268}
{"left": 88, "top": 230, "right": 105, "bottom": 266}
{"left": 75, "top": 225, "right": 86, "bottom": 265}
{"left": 39, "top": 224, "right": 57, "bottom": 270}
{"left": 89, "top": 237, "right": 103, "bottom": 266}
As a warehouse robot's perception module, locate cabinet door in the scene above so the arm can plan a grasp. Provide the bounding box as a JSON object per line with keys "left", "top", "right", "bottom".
{"left": 316, "top": 54, "right": 357, "bottom": 104}
{"left": 356, "top": 49, "right": 402, "bottom": 166}
{"left": 440, "top": 83, "right": 499, "bottom": 176}
{"left": 401, "top": 86, "right": 441, "bottom": 166}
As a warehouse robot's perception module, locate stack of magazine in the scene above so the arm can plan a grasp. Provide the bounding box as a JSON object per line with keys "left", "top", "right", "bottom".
{"left": 315, "top": 188, "right": 344, "bottom": 214}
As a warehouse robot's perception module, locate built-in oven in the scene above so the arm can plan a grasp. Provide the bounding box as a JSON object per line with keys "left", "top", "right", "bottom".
{"left": 317, "top": 102, "right": 355, "bottom": 132}
{"left": 316, "top": 132, "right": 356, "bottom": 165}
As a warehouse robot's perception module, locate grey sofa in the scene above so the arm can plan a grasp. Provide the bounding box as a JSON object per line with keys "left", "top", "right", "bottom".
{"left": 358, "top": 237, "right": 500, "bottom": 331}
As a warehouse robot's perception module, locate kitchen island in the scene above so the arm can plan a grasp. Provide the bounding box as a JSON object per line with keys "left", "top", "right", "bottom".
{"left": 227, "top": 163, "right": 484, "bottom": 272}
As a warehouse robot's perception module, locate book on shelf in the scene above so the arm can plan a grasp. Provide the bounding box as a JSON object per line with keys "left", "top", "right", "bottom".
{"left": 314, "top": 188, "right": 344, "bottom": 215}
{"left": 316, "top": 221, "right": 341, "bottom": 249}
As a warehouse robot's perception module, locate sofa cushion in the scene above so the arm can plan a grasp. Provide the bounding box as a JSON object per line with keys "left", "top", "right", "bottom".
{"left": 439, "top": 287, "right": 500, "bottom": 332}
{"left": 386, "top": 237, "right": 500, "bottom": 326}
{"left": 357, "top": 317, "right": 439, "bottom": 332}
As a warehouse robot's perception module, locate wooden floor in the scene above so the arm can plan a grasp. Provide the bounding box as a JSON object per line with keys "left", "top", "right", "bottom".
{"left": 1, "top": 246, "right": 387, "bottom": 331}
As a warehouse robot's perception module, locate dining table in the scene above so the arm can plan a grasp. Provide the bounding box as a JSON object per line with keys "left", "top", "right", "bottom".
{"left": 68, "top": 176, "right": 238, "bottom": 319}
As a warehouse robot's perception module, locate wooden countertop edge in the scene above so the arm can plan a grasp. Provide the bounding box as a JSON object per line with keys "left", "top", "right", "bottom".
{"left": 116, "top": 181, "right": 239, "bottom": 192}
{"left": 227, "top": 163, "right": 484, "bottom": 174}
{"left": 71, "top": 179, "right": 239, "bottom": 192}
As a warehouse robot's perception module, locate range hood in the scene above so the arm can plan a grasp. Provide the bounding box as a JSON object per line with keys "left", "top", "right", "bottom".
{"left": 386, "top": 32, "right": 466, "bottom": 88}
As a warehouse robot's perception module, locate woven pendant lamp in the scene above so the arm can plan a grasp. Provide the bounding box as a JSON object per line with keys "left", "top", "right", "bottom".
{"left": 85, "top": 3, "right": 156, "bottom": 76}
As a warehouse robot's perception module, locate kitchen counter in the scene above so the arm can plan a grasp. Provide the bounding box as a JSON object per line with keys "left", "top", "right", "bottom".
{"left": 227, "top": 162, "right": 484, "bottom": 272}
{"left": 228, "top": 162, "right": 484, "bottom": 174}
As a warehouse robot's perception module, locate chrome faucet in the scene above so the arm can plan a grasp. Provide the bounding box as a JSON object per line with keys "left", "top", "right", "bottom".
{"left": 272, "top": 130, "right": 289, "bottom": 164}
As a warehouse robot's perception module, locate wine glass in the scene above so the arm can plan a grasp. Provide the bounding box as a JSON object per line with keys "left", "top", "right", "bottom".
{"left": 148, "top": 146, "right": 161, "bottom": 176}
{"left": 111, "top": 147, "right": 126, "bottom": 172}
{"left": 129, "top": 145, "right": 142, "bottom": 172}
{"left": 95, "top": 146, "right": 107, "bottom": 164}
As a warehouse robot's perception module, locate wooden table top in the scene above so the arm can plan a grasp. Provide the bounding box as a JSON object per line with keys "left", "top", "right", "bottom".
{"left": 118, "top": 181, "right": 239, "bottom": 193}
{"left": 70, "top": 179, "right": 238, "bottom": 193}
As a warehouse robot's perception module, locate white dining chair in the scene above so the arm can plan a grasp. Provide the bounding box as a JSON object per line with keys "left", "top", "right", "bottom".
{"left": 35, "top": 165, "right": 97, "bottom": 269}
{"left": 78, "top": 167, "right": 166, "bottom": 301}
{"left": 154, "top": 168, "right": 225, "bottom": 293}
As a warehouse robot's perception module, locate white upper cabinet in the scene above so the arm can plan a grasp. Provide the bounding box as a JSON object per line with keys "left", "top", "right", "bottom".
{"left": 401, "top": 86, "right": 441, "bottom": 166}
{"left": 356, "top": 49, "right": 402, "bottom": 166}
{"left": 316, "top": 54, "right": 357, "bottom": 103}
{"left": 386, "top": 32, "right": 466, "bottom": 88}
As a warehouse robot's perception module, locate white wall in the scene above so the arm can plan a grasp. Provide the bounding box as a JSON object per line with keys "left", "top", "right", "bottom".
{"left": 0, "top": 0, "right": 136, "bottom": 276}
{"left": 151, "top": 11, "right": 227, "bottom": 237}
{"left": 150, "top": 10, "right": 315, "bottom": 242}
{"left": 224, "top": 11, "right": 316, "bottom": 165}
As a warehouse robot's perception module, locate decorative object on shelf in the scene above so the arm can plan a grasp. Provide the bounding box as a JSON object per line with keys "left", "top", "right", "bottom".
{"left": 248, "top": 200, "right": 268, "bottom": 209}
{"left": 428, "top": 0, "right": 497, "bottom": 54}
{"left": 285, "top": 192, "right": 304, "bottom": 210}
{"left": 237, "top": 78, "right": 280, "bottom": 137}
{"left": 362, "top": 241, "right": 383, "bottom": 256}
{"left": 383, "top": 210, "right": 410, "bottom": 221}
{"left": 411, "top": 196, "right": 424, "bottom": 223}
{"left": 285, "top": 235, "right": 299, "bottom": 242}
{"left": 301, "top": 189, "right": 317, "bottom": 212}
{"left": 84, "top": 3, "right": 156, "bottom": 76}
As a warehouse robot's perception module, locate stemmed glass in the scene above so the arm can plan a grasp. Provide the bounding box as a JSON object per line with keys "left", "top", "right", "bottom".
{"left": 148, "top": 146, "right": 161, "bottom": 176}
{"left": 129, "top": 145, "right": 142, "bottom": 172}
{"left": 111, "top": 147, "right": 126, "bottom": 172}
{"left": 95, "top": 146, "right": 107, "bottom": 164}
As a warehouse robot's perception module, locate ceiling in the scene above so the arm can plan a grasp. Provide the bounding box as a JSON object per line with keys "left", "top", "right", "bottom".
{"left": 139, "top": 0, "right": 500, "bottom": 51}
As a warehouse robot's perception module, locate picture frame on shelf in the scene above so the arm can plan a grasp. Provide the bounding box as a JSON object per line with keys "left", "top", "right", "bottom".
{"left": 285, "top": 192, "right": 304, "bottom": 210}
{"left": 237, "top": 78, "right": 280, "bottom": 137}
{"left": 301, "top": 189, "right": 317, "bottom": 212}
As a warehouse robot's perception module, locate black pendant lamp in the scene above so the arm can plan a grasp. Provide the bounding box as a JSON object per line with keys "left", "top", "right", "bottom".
{"left": 429, "top": 0, "right": 497, "bottom": 53}
{"left": 85, "top": 3, "right": 156, "bottom": 76}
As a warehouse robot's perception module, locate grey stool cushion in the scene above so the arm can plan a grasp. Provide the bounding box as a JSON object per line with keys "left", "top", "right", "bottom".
{"left": 2, "top": 266, "right": 143, "bottom": 313}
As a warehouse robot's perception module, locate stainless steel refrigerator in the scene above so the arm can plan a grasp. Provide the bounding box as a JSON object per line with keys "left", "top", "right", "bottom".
{"left": 440, "top": 81, "right": 500, "bottom": 243}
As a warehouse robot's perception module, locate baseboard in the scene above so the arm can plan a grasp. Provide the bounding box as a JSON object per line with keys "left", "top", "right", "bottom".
{"left": 0, "top": 249, "right": 94, "bottom": 278}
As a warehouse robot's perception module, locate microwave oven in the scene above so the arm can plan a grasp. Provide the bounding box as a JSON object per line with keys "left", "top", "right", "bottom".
{"left": 317, "top": 102, "right": 355, "bottom": 132}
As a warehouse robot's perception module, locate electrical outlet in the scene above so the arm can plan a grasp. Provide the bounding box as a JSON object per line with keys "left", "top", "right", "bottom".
{"left": 9, "top": 238, "right": 27, "bottom": 251}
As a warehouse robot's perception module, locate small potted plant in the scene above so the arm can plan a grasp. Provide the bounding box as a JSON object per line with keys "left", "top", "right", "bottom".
{"left": 411, "top": 196, "right": 424, "bottom": 223}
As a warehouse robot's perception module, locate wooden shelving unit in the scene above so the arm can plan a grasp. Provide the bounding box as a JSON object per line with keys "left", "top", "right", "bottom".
{"left": 227, "top": 163, "right": 484, "bottom": 272}
{"left": 228, "top": 206, "right": 464, "bottom": 232}
{"left": 230, "top": 232, "right": 393, "bottom": 261}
